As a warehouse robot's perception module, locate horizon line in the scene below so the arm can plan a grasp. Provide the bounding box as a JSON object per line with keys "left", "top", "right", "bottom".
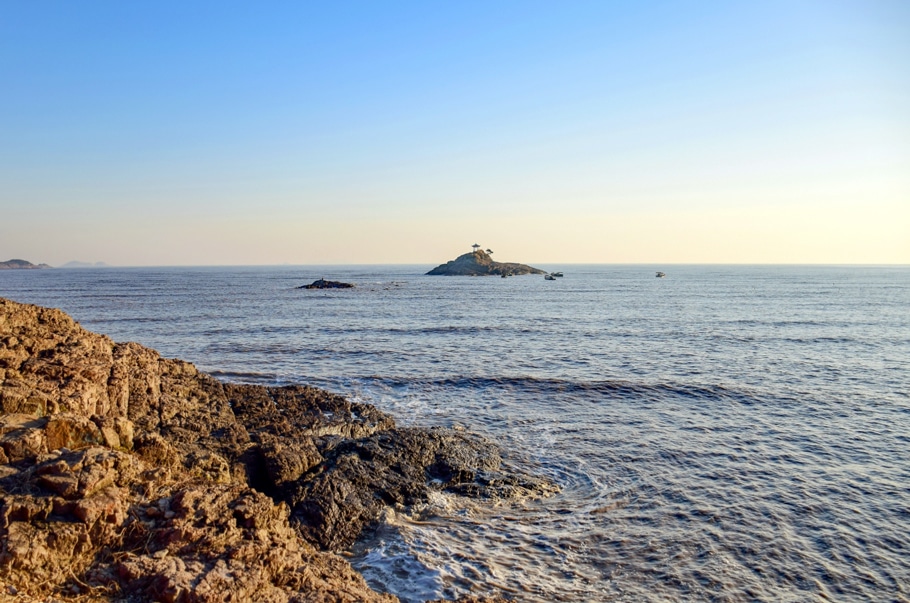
{"left": 18, "top": 262, "right": 910, "bottom": 269}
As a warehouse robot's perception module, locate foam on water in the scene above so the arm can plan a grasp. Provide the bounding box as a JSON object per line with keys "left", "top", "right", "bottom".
{"left": 2, "top": 264, "right": 908, "bottom": 602}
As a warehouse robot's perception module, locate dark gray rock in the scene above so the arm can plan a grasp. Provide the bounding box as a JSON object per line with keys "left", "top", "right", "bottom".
{"left": 290, "top": 427, "right": 559, "bottom": 550}
{"left": 298, "top": 278, "right": 355, "bottom": 289}
{"left": 0, "top": 296, "right": 559, "bottom": 599}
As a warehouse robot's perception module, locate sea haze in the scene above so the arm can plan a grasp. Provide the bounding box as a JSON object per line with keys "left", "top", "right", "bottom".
{"left": 1, "top": 265, "right": 908, "bottom": 602}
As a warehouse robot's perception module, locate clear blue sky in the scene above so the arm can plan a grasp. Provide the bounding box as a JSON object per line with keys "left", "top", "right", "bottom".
{"left": 2, "top": 1, "right": 908, "bottom": 265}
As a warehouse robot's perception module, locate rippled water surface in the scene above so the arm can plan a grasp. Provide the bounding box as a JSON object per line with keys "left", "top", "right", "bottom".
{"left": 2, "top": 265, "right": 908, "bottom": 602}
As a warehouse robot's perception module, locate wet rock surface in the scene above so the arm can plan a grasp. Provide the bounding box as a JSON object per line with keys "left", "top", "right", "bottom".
{"left": 0, "top": 297, "right": 556, "bottom": 601}
{"left": 293, "top": 427, "right": 559, "bottom": 550}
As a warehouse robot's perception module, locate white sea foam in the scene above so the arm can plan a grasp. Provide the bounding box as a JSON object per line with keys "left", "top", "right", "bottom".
{"left": 4, "top": 265, "right": 908, "bottom": 602}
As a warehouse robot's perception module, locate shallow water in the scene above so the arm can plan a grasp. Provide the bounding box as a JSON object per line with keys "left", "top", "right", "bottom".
{"left": 2, "top": 264, "right": 908, "bottom": 602}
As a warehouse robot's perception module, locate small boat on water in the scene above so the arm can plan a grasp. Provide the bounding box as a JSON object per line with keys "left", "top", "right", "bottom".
{"left": 656, "top": 272, "right": 666, "bottom": 278}
{"left": 551, "top": 272, "right": 564, "bottom": 277}
{"left": 545, "top": 274, "right": 556, "bottom": 281}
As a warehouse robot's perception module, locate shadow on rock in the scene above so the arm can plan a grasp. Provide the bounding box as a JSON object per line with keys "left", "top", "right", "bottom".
{"left": 0, "top": 297, "right": 557, "bottom": 601}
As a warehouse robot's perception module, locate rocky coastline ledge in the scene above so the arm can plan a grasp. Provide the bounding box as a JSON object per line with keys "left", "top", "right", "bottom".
{"left": 427, "top": 249, "right": 545, "bottom": 277}
{"left": 0, "top": 297, "right": 556, "bottom": 602}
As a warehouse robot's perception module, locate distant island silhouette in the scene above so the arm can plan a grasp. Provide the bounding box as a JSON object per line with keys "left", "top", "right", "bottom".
{"left": 0, "top": 259, "right": 51, "bottom": 270}
{"left": 61, "top": 261, "right": 109, "bottom": 268}
{"left": 427, "top": 245, "right": 546, "bottom": 276}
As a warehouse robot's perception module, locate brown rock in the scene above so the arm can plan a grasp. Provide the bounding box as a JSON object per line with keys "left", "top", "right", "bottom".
{"left": 72, "top": 486, "right": 128, "bottom": 527}
{"left": 0, "top": 414, "right": 48, "bottom": 461}
{"left": 183, "top": 450, "right": 232, "bottom": 484}
{"left": 45, "top": 413, "right": 104, "bottom": 451}
{"left": 0, "top": 521, "right": 93, "bottom": 584}
{"left": 0, "top": 385, "right": 50, "bottom": 416}
{"left": 132, "top": 432, "right": 180, "bottom": 469}
{"left": 113, "top": 416, "right": 134, "bottom": 450}
{"left": 32, "top": 447, "right": 138, "bottom": 500}
{"left": 0, "top": 296, "right": 556, "bottom": 601}
{"left": 113, "top": 485, "right": 396, "bottom": 603}
{"left": 0, "top": 495, "right": 55, "bottom": 525}
{"left": 257, "top": 432, "right": 323, "bottom": 490}
{"left": 91, "top": 414, "right": 134, "bottom": 450}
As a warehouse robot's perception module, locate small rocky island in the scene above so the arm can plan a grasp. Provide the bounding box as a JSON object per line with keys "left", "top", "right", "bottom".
{"left": 0, "top": 259, "right": 51, "bottom": 270}
{"left": 0, "top": 297, "right": 555, "bottom": 602}
{"left": 427, "top": 245, "right": 546, "bottom": 276}
{"left": 298, "top": 278, "right": 355, "bottom": 289}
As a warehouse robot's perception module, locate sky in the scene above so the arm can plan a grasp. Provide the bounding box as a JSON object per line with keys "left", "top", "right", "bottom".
{"left": 1, "top": 1, "right": 908, "bottom": 266}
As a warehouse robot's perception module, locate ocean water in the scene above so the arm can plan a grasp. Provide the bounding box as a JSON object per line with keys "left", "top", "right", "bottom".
{"left": 1, "top": 265, "right": 908, "bottom": 602}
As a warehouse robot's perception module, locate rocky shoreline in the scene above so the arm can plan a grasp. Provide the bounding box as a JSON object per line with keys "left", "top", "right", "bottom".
{"left": 0, "top": 297, "right": 556, "bottom": 602}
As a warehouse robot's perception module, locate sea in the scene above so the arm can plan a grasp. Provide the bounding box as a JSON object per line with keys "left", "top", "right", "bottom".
{"left": 1, "top": 265, "right": 908, "bottom": 602}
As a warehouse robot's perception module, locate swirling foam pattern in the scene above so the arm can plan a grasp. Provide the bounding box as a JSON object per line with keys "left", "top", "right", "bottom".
{"left": 2, "top": 264, "right": 908, "bottom": 602}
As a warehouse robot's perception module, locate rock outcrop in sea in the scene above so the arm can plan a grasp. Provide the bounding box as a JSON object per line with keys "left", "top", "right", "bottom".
{"left": 0, "top": 259, "right": 51, "bottom": 270}
{"left": 0, "top": 297, "right": 556, "bottom": 602}
{"left": 427, "top": 250, "right": 546, "bottom": 276}
{"left": 298, "top": 278, "right": 355, "bottom": 290}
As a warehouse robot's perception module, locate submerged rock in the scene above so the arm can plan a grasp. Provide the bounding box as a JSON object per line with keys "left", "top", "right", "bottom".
{"left": 299, "top": 278, "right": 355, "bottom": 289}
{"left": 0, "top": 297, "right": 557, "bottom": 601}
{"left": 427, "top": 249, "right": 546, "bottom": 276}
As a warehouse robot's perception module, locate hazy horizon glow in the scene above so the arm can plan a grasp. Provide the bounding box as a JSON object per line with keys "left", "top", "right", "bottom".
{"left": 2, "top": 1, "right": 908, "bottom": 266}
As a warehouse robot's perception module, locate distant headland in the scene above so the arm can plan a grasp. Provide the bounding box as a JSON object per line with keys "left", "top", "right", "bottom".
{"left": 0, "top": 259, "right": 51, "bottom": 270}
{"left": 427, "top": 244, "right": 547, "bottom": 276}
